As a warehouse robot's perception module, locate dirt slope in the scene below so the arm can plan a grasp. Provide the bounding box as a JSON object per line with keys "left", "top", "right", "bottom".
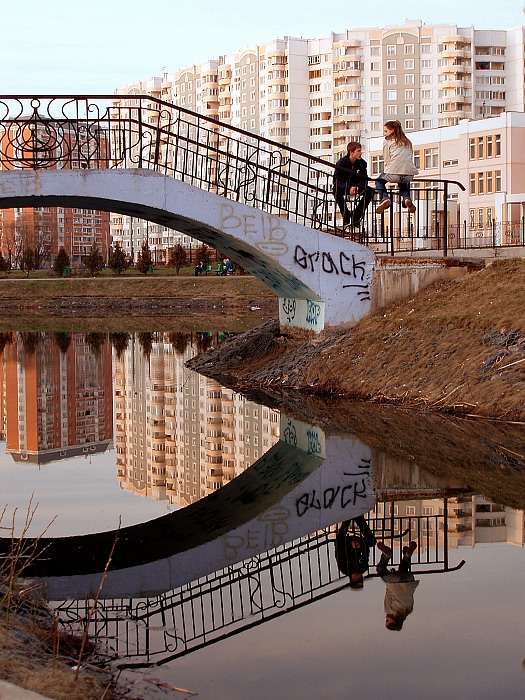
{"left": 190, "top": 259, "right": 525, "bottom": 421}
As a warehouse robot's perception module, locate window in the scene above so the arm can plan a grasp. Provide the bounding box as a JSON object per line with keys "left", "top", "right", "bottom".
{"left": 478, "top": 208, "right": 484, "bottom": 228}
{"left": 487, "top": 208, "right": 493, "bottom": 227}
{"left": 421, "top": 74, "right": 432, "bottom": 84}
{"left": 405, "top": 89, "right": 415, "bottom": 100}
{"left": 387, "top": 45, "right": 396, "bottom": 55}
{"left": 469, "top": 138, "right": 476, "bottom": 160}
{"left": 495, "top": 134, "right": 501, "bottom": 156}
{"left": 469, "top": 209, "right": 475, "bottom": 230}
{"left": 387, "top": 90, "right": 397, "bottom": 100}
{"left": 387, "top": 75, "right": 397, "bottom": 85}
{"left": 387, "top": 105, "right": 397, "bottom": 115}
{"left": 422, "top": 119, "right": 432, "bottom": 129}
{"left": 371, "top": 154, "right": 384, "bottom": 174}
{"left": 370, "top": 46, "right": 380, "bottom": 56}
{"left": 486, "top": 170, "right": 493, "bottom": 193}
{"left": 405, "top": 104, "right": 414, "bottom": 115}
{"left": 404, "top": 59, "right": 414, "bottom": 70}
{"left": 495, "top": 170, "right": 501, "bottom": 191}
{"left": 424, "top": 147, "right": 438, "bottom": 168}
{"left": 371, "top": 76, "right": 380, "bottom": 85}
{"left": 404, "top": 44, "right": 414, "bottom": 55}
{"left": 478, "top": 138, "right": 484, "bottom": 159}
{"left": 371, "top": 91, "right": 380, "bottom": 101}
{"left": 421, "top": 44, "right": 431, "bottom": 54}
{"left": 421, "top": 59, "right": 432, "bottom": 68}
{"left": 477, "top": 172, "right": 484, "bottom": 194}
{"left": 387, "top": 60, "right": 397, "bottom": 70}
{"left": 486, "top": 135, "right": 493, "bottom": 157}
{"left": 405, "top": 119, "right": 414, "bottom": 130}
{"left": 422, "top": 89, "right": 432, "bottom": 99}
{"left": 469, "top": 173, "right": 476, "bottom": 194}
{"left": 413, "top": 149, "right": 420, "bottom": 169}
{"left": 370, "top": 62, "right": 380, "bottom": 71}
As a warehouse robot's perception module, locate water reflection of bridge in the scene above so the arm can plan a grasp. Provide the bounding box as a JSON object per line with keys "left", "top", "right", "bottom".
{"left": 56, "top": 506, "right": 464, "bottom": 668}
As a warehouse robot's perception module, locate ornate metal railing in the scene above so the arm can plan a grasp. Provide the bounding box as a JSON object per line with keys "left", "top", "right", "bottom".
{"left": 54, "top": 506, "right": 464, "bottom": 668}
{"left": 0, "top": 95, "right": 467, "bottom": 254}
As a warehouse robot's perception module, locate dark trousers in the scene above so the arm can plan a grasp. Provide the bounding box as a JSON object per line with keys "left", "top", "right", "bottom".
{"left": 333, "top": 185, "right": 374, "bottom": 226}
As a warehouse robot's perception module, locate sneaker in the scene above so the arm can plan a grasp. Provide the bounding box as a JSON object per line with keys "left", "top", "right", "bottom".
{"left": 376, "top": 199, "right": 391, "bottom": 215}
{"left": 404, "top": 198, "right": 416, "bottom": 214}
{"left": 376, "top": 542, "right": 392, "bottom": 557}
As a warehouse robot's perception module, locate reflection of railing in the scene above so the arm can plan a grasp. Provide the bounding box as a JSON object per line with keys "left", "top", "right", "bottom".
{"left": 0, "top": 95, "right": 466, "bottom": 252}
{"left": 54, "top": 510, "right": 464, "bottom": 668}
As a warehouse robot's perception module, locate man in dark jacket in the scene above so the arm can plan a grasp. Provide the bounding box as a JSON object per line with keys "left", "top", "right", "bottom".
{"left": 334, "top": 514, "right": 376, "bottom": 589}
{"left": 332, "top": 142, "right": 374, "bottom": 229}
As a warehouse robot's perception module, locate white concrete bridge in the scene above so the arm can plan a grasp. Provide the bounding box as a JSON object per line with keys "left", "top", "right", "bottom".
{"left": 0, "top": 167, "right": 375, "bottom": 332}
{"left": 0, "top": 95, "right": 462, "bottom": 331}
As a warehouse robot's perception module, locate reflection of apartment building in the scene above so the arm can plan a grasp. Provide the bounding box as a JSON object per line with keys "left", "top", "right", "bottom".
{"left": 0, "top": 121, "right": 111, "bottom": 267}
{"left": 114, "top": 333, "right": 280, "bottom": 504}
{"left": 2, "top": 333, "right": 113, "bottom": 464}
{"left": 377, "top": 496, "right": 525, "bottom": 550}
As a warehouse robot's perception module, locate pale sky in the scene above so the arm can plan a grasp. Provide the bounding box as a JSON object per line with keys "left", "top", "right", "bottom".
{"left": 1, "top": 0, "right": 524, "bottom": 95}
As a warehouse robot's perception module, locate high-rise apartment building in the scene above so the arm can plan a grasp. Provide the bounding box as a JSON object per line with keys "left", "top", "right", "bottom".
{"left": 113, "top": 20, "right": 525, "bottom": 253}
{"left": 0, "top": 120, "right": 111, "bottom": 267}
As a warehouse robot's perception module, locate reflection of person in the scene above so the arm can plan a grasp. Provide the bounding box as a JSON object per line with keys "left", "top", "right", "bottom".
{"left": 377, "top": 541, "right": 419, "bottom": 630}
{"left": 375, "top": 120, "right": 419, "bottom": 215}
{"left": 334, "top": 515, "right": 376, "bottom": 589}
{"left": 332, "top": 142, "right": 374, "bottom": 229}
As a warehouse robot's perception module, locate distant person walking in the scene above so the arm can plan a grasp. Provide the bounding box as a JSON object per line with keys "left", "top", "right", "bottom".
{"left": 375, "top": 120, "right": 418, "bottom": 215}
{"left": 332, "top": 142, "right": 374, "bottom": 229}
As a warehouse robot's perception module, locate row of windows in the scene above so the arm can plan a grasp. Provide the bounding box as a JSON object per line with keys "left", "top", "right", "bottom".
{"left": 469, "top": 170, "right": 502, "bottom": 195}
{"left": 469, "top": 207, "right": 494, "bottom": 230}
{"left": 469, "top": 134, "right": 501, "bottom": 159}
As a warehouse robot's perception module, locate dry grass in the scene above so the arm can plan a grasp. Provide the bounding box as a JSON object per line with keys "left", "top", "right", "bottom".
{"left": 190, "top": 260, "right": 525, "bottom": 421}
{"left": 0, "top": 504, "right": 124, "bottom": 700}
{"left": 0, "top": 275, "right": 274, "bottom": 302}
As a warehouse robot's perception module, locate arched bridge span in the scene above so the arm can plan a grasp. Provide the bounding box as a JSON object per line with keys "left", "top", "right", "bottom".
{"left": 0, "top": 168, "right": 375, "bottom": 331}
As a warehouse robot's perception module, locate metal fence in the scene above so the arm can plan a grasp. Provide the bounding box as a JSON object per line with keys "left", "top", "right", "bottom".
{"left": 0, "top": 95, "right": 469, "bottom": 255}
{"left": 54, "top": 505, "right": 464, "bottom": 669}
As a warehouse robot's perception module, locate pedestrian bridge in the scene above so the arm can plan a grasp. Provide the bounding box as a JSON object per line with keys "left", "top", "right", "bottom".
{"left": 0, "top": 96, "right": 458, "bottom": 331}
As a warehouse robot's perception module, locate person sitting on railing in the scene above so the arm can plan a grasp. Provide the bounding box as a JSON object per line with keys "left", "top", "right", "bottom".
{"left": 376, "top": 121, "right": 419, "bottom": 216}
{"left": 376, "top": 540, "right": 419, "bottom": 630}
{"left": 332, "top": 142, "right": 374, "bottom": 230}
{"left": 334, "top": 514, "right": 376, "bottom": 589}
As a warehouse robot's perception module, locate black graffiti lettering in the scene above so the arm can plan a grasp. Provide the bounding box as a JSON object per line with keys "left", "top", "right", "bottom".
{"left": 294, "top": 244, "right": 308, "bottom": 270}
{"left": 309, "top": 489, "right": 322, "bottom": 511}
{"left": 353, "top": 478, "right": 369, "bottom": 502}
{"left": 340, "top": 484, "right": 354, "bottom": 509}
{"left": 323, "top": 486, "right": 340, "bottom": 509}
{"left": 307, "top": 251, "right": 320, "bottom": 272}
{"left": 339, "top": 252, "right": 354, "bottom": 277}
{"left": 296, "top": 493, "right": 310, "bottom": 517}
{"left": 352, "top": 256, "right": 366, "bottom": 281}
{"left": 322, "top": 251, "right": 339, "bottom": 274}
{"left": 296, "top": 480, "right": 370, "bottom": 516}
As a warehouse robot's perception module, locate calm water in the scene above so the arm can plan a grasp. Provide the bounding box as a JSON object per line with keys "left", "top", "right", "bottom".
{"left": 0, "top": 327, "right": 524, "bottom": 700}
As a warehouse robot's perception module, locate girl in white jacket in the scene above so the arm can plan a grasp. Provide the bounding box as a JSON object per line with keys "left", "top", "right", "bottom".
{"left": 376, "top": 120, "right": 419, "bottom": 215}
